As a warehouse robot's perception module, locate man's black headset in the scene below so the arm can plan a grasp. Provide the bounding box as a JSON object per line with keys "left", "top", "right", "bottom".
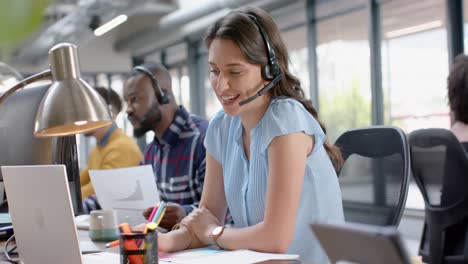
{"left": 132, "top": 65, "right": 171, "bottom": 105}
{"left": 238, "top": 14, "right": 283, "bottom": 106}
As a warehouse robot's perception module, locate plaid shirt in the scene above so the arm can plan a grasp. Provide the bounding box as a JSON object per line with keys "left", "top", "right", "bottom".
{"left": 143, "top": 106, "right": 208, "bottom": 214}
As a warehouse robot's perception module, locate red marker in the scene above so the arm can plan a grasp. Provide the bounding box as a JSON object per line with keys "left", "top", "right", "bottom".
{"left": 105, "top": 240, "right": 119, "bottom": 248}
{"left": 119, "top": 223, "right": 143, "bottom": 264}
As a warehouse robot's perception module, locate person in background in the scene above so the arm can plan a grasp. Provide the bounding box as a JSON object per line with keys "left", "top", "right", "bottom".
{"left": 81, "top": 87, "right": 143, "bottom": 212}
{"left": 123, "top": 62, "right": 208, "bottom": 230}
{"left": 155, "top": 7, "right": 344, "bottom": 263}
{"left": 447, "top": 54, "right": 468, "bottom": 151}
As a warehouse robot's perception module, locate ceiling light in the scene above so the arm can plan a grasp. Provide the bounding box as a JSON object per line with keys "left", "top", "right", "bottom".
{"left": 94, "top": 14, "right": 127, "bottom": 36}
{"left": 385, "top": 20, "right": 442, "bottom": 39}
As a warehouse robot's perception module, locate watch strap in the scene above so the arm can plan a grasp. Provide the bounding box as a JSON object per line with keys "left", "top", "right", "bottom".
{"left": 212, "top": 226, "right": 225, "bottom": 248}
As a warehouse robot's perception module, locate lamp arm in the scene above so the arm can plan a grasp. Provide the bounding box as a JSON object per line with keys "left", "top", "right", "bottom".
{"left": 0, "top": 69, "right": 51, "bottom": 105}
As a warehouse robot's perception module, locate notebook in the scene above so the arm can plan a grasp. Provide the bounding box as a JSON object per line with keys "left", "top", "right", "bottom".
{"left": 310, "top": 222, "right": 411, "bottom": 264}
{"left": 1, "top": 165, "right": 104, "bottom": 264}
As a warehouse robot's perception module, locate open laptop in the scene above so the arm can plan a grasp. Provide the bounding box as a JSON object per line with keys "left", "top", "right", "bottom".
{"left": 310, "top": 222, "right": 412, "bottom": 264}
{"left": 1, "top": 165, "right": 104, "bottom": 264}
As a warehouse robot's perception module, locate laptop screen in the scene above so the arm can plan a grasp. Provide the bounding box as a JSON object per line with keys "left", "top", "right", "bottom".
{"left": 310, "top": 222, "right": 411, "bottom": 264}
{"left": 1, "top": 165, "right": 83, "bottom": 264}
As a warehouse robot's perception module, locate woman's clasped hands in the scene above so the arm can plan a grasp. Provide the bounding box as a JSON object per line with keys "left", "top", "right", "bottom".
{"left": 181, "top": 207, "right": 221, "bottom": 246}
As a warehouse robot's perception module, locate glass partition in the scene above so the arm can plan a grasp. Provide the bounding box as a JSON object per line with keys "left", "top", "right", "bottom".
{"left": 381, "top": 0, "right": 449, "bottom": 132}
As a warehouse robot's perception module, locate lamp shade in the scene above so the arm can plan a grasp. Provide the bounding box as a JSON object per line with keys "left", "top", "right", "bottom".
{"left": 34, "top": 43, "right": 112, "bottom": 137}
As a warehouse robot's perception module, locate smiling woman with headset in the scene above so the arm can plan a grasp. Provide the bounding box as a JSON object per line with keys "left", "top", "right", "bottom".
{"left": 156, "top": 7, "right": 344, "bottom": 263}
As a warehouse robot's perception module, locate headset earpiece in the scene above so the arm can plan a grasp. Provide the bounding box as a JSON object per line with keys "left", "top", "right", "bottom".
{"left": 261, "top": 64, "right": 272, "bottom": 80}
{"left": 267, "top": 54, "right": 281, "bottom": 78}
{"left": 158, "top": 91, "right": 170, "bottom": 104}
{"left": 247, "top": 14, "right": 281, "bottom": 81}
{"left": 132, "top": 65, "right": 170, "bottom": 105}
{"left": 262, "top": 64, "right": 277, "bottom": 80}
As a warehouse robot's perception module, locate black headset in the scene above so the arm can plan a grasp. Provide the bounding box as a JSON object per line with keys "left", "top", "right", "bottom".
{"left": 238, "top": 14, "right": 283, "bottom": 106}
{"left": 132, "top": 65, "right": 170, "bottom": 105}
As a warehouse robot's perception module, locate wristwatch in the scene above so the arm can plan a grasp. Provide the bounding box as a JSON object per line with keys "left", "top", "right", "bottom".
{"left": 211, "top": 226, "right": 225, "bottom": 248}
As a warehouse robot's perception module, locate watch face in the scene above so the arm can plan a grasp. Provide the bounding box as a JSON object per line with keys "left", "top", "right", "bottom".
{"left": 213, "top": 226, "right": 223, "bottom": 236}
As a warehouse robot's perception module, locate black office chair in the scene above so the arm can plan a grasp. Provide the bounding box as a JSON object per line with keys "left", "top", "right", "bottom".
{"left": 409, "top": 128, "right": 468, "bottom": 264}
{"left": 335, "top": 126, "right": 410, "bottom": 226}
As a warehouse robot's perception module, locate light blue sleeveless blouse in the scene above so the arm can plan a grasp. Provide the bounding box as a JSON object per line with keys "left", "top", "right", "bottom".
{"left": 204, "top": 98, "right": 344, "bottom": 263}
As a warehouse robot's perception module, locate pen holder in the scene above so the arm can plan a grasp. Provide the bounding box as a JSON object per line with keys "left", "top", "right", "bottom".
{"left": 119, "top": 231, "right": 158, "bottom": 264}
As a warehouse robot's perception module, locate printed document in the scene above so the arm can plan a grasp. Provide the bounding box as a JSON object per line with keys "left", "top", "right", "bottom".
{"left": 89, "top": 165, "right": 159, "bottom": 226}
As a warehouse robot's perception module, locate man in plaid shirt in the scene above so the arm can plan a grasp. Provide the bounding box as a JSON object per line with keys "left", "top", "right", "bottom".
{"left": 123, "top": 62, "right": 208, "bottom": 230}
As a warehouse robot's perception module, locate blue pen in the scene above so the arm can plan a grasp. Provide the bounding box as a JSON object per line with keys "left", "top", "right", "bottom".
{"left": 151, "top": 201, "right": 166, "bottom": 223}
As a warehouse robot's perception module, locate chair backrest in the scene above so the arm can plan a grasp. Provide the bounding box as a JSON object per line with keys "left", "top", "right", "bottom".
{"left": 335, "top": 126, "right": 410, "bottom": 226}
{"left": 409, "top": 128, "right": 468, "bottom": 264}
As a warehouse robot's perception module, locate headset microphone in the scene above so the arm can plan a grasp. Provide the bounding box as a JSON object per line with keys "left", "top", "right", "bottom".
{"left": 238, "top": 74, "right": 282, "bottom": 106}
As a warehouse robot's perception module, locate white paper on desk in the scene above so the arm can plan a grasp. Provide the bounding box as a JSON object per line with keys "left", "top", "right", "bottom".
{"left": 89, "top": 165, "right": 159, "bottom": 226}
{"left": 82, "top": 252, "right": 119, "bottom": 264}
{"left": 159, "top": 247, "right": 225, "bottom": 262}
{"left": 160, "top": 248, "right": 299, "bottom": 264}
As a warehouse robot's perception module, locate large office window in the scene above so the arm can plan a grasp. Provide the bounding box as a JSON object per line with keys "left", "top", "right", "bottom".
{"left": 275, "top": 3, "right": 310, "bottom": 99}
{"left": 316, "top": 4, "right": 371, "bottom": 142}
{"left": 381, "top": 0, "right": 448, "bottom": 210}
{"left": 381, "top": 0, "right": 449, "bottom": 132}
{"left": 180, "top": 67, "right": 191, "bottom": 112}
{"left": 205, "top": 70, "right": 221, "bottom": 119}
{"left": 109, "top": 74, "right": 128, "bottom": 133}
{"left": 283, "top": 26, "right": 310, "bottom": 99}
{"left": 168, "top": 66, "right": 191, "bottom": 112}
{"left": 201, "top": 40, "right": 222, "bottom": 119}
{"left": 170, "top": 68, "right": 181, "bottom": 104}
{"left": 463, "top": 0, "right": 468, "bottom": 54}
{"left": 164, "top": 43, "right": 192, "bottom": 112}
{"left": 170, "top": 66, "right": 191, "bottom": 111}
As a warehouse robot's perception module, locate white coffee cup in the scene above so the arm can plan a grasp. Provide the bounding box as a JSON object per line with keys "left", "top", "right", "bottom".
{"left": 88, "top": 209, "right": 119, "bottom": 242}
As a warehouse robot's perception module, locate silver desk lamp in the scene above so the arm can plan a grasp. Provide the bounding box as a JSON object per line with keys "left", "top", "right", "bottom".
{"left": 0, "top": 43, "right": 112, "bottom": 136}
{"left": 0, "top": 43, "right": 112, "bottom": 213}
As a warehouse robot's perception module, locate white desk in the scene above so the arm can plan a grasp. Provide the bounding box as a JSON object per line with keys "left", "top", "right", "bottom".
{"left": 0, "top": 230, "right": 118, "bottom": 263}
{"left": 0, "top": 229, "right": 418, "bottom": 264}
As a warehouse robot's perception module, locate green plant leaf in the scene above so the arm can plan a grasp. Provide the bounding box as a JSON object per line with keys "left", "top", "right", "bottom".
{"left": 0, "top": 0, "right": 50, "bottom": 50}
